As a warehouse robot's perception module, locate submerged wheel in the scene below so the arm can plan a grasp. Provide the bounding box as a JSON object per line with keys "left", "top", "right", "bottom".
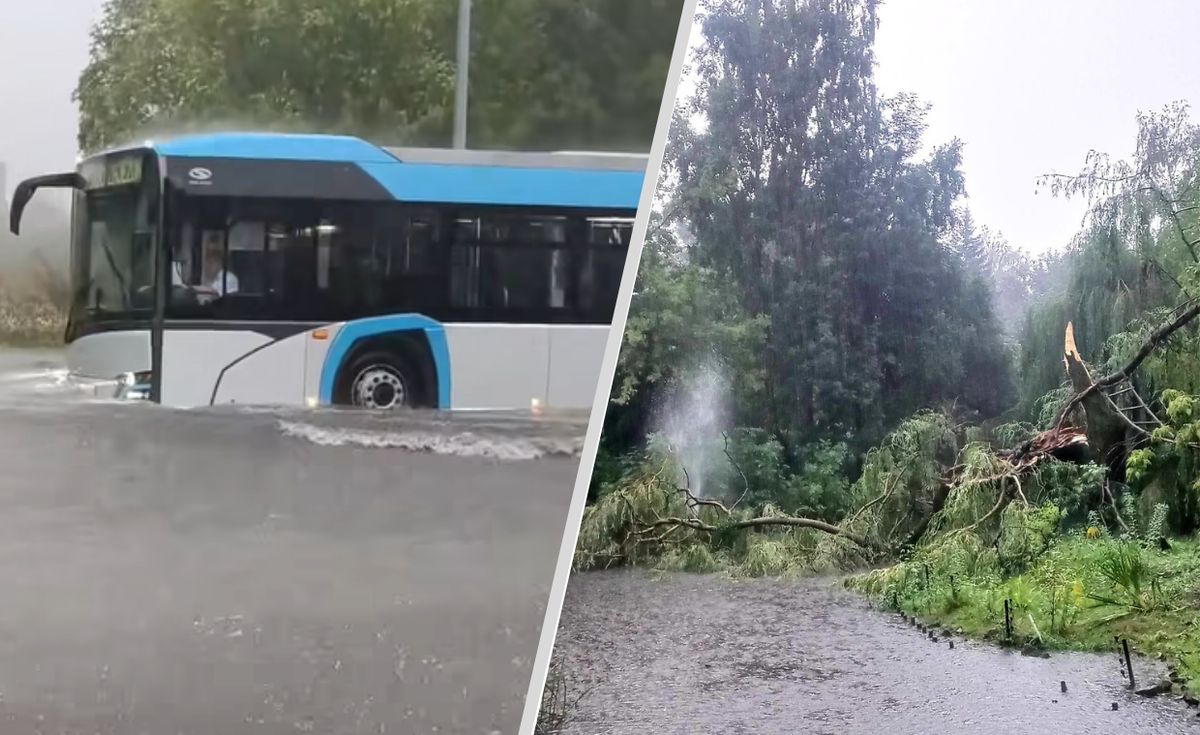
{"left": 343, "top": 351, "right": 420, "bottom": 410}
{"left": 351, "top": 363, "right": 408, "bottom": 409}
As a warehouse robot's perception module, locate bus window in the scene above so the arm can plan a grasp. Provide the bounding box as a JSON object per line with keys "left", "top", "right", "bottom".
{"left": 316, "top": 220, "right": 332, "bottom": 291}
{"left": 227, "top": 221, "right": 265, "bottom": 294}
{"left": 267, "top": 223, "right": 317, "bottom": 314}
{"left": 579, "top": 218, "right": 633, "bottom": 320}
{"left": 451, "top": 213, "right": 573, "bottom": 315}
{"left": 199, "top": 230, "right": 234, "bottom": 294}
{"left": 172, "top": 222, "right": 194, "bottom": 287}
{"left": 550, "top": 249, "right": 569, "bottom": 309}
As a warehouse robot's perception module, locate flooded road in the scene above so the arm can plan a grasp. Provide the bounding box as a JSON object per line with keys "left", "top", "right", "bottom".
{"left": 0, "top": 349, "right": 581, "bottom": 734}
{"left": 553, "top": 570, "right": 1198, "bottom": 735}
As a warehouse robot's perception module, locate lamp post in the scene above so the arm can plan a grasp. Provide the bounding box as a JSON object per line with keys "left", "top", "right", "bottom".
{"left": 452, "top": 0, "right": 471, "bottom": 149}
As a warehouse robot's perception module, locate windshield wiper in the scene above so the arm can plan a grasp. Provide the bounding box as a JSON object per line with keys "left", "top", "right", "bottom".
{"left": 97, "top": 236, "right": 131, "bottom": 310}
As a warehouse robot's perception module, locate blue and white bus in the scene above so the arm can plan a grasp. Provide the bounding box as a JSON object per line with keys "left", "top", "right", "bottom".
{"left": 8, "top": 133, "right": 645, "bottom": 411}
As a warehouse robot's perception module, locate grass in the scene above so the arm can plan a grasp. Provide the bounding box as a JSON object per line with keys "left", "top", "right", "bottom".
{"left": 849, "top": 534, "right": 1200, "bottom": 697}
{"left": 0, "top": 295, "right": 65, "bottom": 346}
{"left": 0, "top": 258, "right": 68, "bottom": 347}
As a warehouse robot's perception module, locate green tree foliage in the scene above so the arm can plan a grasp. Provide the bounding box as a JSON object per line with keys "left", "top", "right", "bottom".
{"left": 663, "top": 0, "right": 1014, "bottom": 454}
{"left": 74, "top": 0, "right": 684, "bottom": 152}
{"left": 1125, "top": 389, "right": 1200, "bottom": 534}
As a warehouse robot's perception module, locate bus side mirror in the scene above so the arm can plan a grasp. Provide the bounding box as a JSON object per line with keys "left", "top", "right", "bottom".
{"left": 9, "top": 172, "right": 86, "bottom": 235}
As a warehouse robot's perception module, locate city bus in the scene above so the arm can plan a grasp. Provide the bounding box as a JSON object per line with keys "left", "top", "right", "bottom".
{"left": 8, "top": 133, "right": 645, "bottom": 411}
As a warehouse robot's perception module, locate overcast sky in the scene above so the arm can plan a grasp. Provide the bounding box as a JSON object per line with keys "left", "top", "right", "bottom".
{"left": 874, "top": 0, "right": 1200, "bottom": 254}
{"left": 0, "top": 0, "right": 104, "bottom": 211}
{"left": 3, "top": 0, "right": 1199, "bottom": 256}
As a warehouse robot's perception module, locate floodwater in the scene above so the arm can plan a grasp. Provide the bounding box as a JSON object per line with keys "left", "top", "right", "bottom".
{"left": 553, "top": 570, "right": 1199, "bottom": 735}
{"left": 0, "top": 348, "right": 583, "bottom": 734}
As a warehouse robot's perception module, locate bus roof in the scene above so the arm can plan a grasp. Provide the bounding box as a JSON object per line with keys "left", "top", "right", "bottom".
{"left": 86, "top": 132, "right": 649, "bottom": 210}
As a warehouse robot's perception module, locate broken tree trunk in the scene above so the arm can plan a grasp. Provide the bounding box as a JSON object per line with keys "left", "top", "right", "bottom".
{"left": 1061, "top": 322, "right": 1132, "bottom": 471}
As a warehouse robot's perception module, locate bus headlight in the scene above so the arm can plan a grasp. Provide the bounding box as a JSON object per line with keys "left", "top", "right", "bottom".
{"left": 114, "top": 371, "right": 151, "bottom": 400}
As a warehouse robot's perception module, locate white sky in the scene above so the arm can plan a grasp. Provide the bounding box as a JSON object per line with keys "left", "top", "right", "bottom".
{"left": 875, "top": 0, "right": 1200, "bottom": 254}
{"left": 0, "top": 0, "right": 105, "bottom": 211}
{"left": 4, "top": 0, "right": 1199, "bottom": 256}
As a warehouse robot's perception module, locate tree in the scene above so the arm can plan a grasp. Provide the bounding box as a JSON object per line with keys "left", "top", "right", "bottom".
{"left": 667, "top": 0, "right": 1014, "bottom": 455}
{"left": 74, "top": 0, "right": 685, "bottom": 153}
{"left": 602, "top": 210, "right": 769, "bottom": 457}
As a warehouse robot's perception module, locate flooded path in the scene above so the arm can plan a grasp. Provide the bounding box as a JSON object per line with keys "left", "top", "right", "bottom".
{"left": 553, "top": 570, "right": 1198, "bottom": 734}
{"left": 0, "top": 349, "right": 581, "bottom": 734}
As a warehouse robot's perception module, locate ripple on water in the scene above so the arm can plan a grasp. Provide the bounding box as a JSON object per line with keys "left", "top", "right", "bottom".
{"left": 552, "top": 570, "right": 1197, "bottom": 735}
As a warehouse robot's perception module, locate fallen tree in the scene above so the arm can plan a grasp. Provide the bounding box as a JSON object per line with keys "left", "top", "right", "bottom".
{"left": 576, "top": 415, "right": 1092, "bottom": 571}
{"left": 577, "top": 297, "right": 1200, "bottom": 572}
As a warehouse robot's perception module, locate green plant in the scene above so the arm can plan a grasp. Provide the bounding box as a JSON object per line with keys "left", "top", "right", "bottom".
{"left": 997, "top": 503, "right": 1062, "bottom": 574}
{"left": 738, "top": 535, "right": 794, "bottom": 578}
{"left": 1146, "top": 502, "right": 1170, "bottom": 549}
{"left": 1087, "top": 542, "right": 1163, "bottom": 617}
{"left": 1086, "top": 510, "right": 1111, "bottom": 539}
{"left": 1121, "top": 491, "right": 1140, "bottom": 533}
{"left": 658, "top": 544, "right": 724, "bottom": 574}
{"left": 993, "top": 421, "right": 1037, "bottom": 447}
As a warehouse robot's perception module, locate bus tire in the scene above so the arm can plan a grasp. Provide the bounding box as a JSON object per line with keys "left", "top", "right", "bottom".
{"left": 338, "top": 350, "right": 426, "bottom": 410}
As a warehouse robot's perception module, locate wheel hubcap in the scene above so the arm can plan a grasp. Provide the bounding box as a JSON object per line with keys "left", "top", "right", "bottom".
{"left": 351, "top": 365, "right": 407, "bottom": 410}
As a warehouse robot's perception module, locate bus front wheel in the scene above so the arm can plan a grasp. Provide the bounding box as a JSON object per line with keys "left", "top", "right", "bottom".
{"left": 343, "top": 352, "right": 420, "bottom": 410}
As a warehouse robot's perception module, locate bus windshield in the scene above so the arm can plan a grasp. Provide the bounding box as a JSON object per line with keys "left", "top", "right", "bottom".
{"left": 70, "top": 152, "right": 159, "bottom": 327}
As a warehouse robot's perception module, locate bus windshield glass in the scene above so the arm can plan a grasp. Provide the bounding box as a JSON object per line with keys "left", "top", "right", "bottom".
{"left": 70, "top": 152, "right": 159, "bottom": 327}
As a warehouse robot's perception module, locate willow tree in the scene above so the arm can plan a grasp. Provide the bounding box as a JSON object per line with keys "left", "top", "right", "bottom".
{"left": 1019, "top": 102, "right": 1200, "bottom": 416}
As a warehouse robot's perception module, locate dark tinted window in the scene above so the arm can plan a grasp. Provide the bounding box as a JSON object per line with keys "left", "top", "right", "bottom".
{"left": 579, "top": 218, "right": 634, "bottom": 321}
{"left": 164, "top": 195, "right": 632, "bottom": 324}
{"left": 450, "top": 214, "right": 571, "bottom": 312}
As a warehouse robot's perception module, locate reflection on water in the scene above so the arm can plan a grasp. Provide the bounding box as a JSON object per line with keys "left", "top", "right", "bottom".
{"left": 554, "top": 570, "right": 1197, "bottom": 735}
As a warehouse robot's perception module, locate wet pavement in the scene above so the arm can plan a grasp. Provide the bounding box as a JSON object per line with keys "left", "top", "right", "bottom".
{"left": 552, "top": 569, "right": 1199, "bottom": 735}
{"left": 0, "top": 349, "right": 583, "bottom": 734}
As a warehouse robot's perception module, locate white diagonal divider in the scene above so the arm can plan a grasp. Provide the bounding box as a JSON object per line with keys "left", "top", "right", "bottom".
{"left": 516, "top": 1, "right": 703, "bottom": 732}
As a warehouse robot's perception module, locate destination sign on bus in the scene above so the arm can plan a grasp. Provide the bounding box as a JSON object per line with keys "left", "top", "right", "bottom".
{"left": 86, "top": 154, "right": 143, "bottom": 190}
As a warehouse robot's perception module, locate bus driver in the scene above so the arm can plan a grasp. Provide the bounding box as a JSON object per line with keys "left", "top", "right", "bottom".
{"left": 172, "top": 234, "right": 239, "bottom": 299}
{"left": 199, "top": 236, "right": 239, "bottom": 295}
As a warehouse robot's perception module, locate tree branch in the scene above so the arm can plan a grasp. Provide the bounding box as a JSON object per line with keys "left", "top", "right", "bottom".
{"left": 722, "top": 432, "right": 751, "bottom": 511}
{"left": 1104, "top": 480, "right": 1131, "bottom": 534}
{"left": 639, "top": 515, "right": 884, "bottom": 553}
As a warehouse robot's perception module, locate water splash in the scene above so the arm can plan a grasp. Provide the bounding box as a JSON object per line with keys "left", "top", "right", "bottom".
{"left": 276, "top": 420, "right": 582, "bottom": 461}
{"left": 654, "top": 360, "right": 729, "bottom": 500}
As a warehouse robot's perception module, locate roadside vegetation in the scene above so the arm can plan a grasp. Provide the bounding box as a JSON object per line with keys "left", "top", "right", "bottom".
{"left": 0, "top": 254, "right": 68, "bottom": 347}
{"left": 577, "top": 0, "right": 1200, "bottom": 705}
